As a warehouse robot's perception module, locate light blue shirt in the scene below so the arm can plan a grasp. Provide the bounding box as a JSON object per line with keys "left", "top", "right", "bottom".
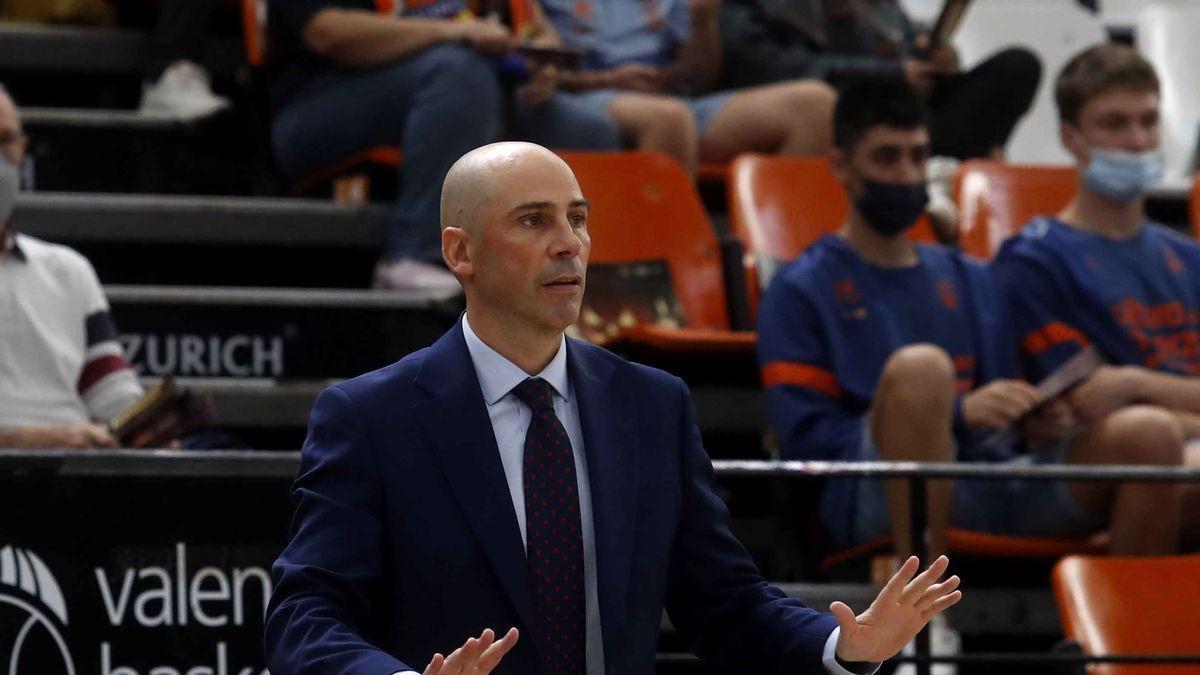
{"left": 539, "top": 0, "right": 692, "bottom": 70}
{"left": 398, "top": 315, "right": 869, "bottom": 675}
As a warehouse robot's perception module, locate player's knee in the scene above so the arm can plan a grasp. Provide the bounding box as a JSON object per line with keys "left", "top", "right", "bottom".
{"left": 648, "top": 98, "right": 697, "bottom": 138}
{"left": 878, "top": 344, "right": 956, "bottom": 410}
{"left": 1101, "top": 405, "right": 1185, "bottom": 465}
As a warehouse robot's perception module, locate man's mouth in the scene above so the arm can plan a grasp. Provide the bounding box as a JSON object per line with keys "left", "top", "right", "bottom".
{"left": 544, "top": 275, "right": 582, "bottom": 289}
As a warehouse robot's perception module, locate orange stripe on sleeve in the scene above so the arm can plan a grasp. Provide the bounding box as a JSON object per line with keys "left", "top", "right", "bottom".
{"left": 761, "top": 362, "right": 842, "bottom": 398}
{"left": 1020, "top": 322, "right": 1090, "bottom": 357}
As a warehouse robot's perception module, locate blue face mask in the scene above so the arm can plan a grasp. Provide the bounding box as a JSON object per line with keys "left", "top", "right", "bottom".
{"left": 0, "top": 156, "right": 17, "bottom": 225}
{"left": 855, "top": 180, "right": 929, "bottom": 238}
{"left": 1083, "top": 148, "right": 1165, "bottom": 203}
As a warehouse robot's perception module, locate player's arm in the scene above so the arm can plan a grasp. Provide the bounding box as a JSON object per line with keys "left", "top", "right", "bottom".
{"left": 992, "top": 252, "right": 1089, "bottom": 381}
{"left": 300, "top": 7, "right": 510, "bottom": 68}
{"left": 758, "top": 281, "right": 862, "bottom": 460}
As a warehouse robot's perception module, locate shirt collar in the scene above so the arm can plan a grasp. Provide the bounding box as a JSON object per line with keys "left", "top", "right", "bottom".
{"left": 461, "top": 314, "right": 570, "bottom": 406}
{"left": 0, "top": 228, "right": 26, "bottom": 263}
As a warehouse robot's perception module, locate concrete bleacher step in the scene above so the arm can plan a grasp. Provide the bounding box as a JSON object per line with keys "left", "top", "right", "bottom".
{"left": 16, "top": 192, "right": 384, "bottom": 246}
{"left": 0, "top": 21, "right": 146, "bottom": 75}
{"left": 17, "top": 193, "right": 385, "bottom": 286}
{"left": 108, "top": 284, "right": 462, "bottom": 380}
{"left": 20, "top": 106, "right": 196, "bottom": 131}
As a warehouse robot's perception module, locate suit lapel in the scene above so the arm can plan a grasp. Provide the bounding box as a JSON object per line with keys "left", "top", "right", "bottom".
{"left": 569, "top": 340, "right": 639, "bottom": 672}
{"left": 413, "top": 325, "right": 536, "bottom": 633}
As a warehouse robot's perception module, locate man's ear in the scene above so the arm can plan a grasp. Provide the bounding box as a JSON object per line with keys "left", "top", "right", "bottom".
{"left": 828, "top": 146, "right": 848, "bottom": 183}
{"left": 442, "top": 227, "right": 473, "bottom": 278}
{"left": 1060, "top": 121, "right": 1087, "bottom": 165}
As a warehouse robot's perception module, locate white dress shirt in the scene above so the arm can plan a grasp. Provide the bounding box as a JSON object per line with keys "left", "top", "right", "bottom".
{"left": 396, "top": 316, "right": 871, "bottom": 675}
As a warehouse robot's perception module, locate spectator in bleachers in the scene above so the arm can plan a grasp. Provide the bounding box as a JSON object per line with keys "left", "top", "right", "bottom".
{"left": 757, "top": 78, "right": 1190, "bottom": 574}
{"left": 717, "top": 0, "right": 1040, "bottom": 161}
{"left": 267, "top": 0, "right": 511, "bottom": 292}
{"left": 992, "top": 44, "right": 1200, "bottom": 518}
{"left": 0, "top": 85, "right": 144, "bottom": 449}
{"left": 511, "top": 0, "right": 837, "bottom": 175}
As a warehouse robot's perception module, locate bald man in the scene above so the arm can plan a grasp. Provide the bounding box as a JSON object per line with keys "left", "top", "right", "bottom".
{"left": 265, "top": 142, "right": 961, "bottom": 675}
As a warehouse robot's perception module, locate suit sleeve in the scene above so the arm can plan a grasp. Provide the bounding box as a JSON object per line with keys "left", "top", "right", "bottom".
{"left": 664, "top": 377, "right": 839, "bottom": 674}
{"left": 264, "top": 386, "right": 411, "bottom": 675}
{"left": 992, "top": 253, "right": 1090, "bottom": 381}
{"left": 758, "top": 279, "right": 864, "bottom": 461}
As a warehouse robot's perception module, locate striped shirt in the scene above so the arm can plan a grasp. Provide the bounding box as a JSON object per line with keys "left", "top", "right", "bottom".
{"left": 0, "top": 232, "right": 142, "bottom": 427}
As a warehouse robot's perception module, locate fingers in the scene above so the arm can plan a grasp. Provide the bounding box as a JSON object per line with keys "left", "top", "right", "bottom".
{"left": 915, "top": 575, "right": 960, "bottom": 612}
{"left": 900, "top": 555, "right": 949, "bottom": 606}
{"left": 877, "top": 555, "right": 920, "bottom": 604}
{"left": 423, "top": 653, "right": 444, "bottom": 675}
{"left": 87, "top": 424, "right": 118, "bottom": 448}
{"left": 476, "top": 628, "right": 520, "bottom": 673}
{"left": 440, "top": 634, "right": 484, "bottom": 675}
{"left": 921, "top": 590, "right": 963, "bottom": 620}
{"left": 828, "top": 601, "right": 858, "bottom": 634}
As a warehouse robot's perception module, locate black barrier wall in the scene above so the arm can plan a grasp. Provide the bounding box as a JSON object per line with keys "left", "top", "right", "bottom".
{"left": 0, "top": 468, "right": 291, "bottom": 675}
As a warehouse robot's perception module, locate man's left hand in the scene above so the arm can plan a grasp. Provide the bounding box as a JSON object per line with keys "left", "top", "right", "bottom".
{"left": 518, "top": 64, "right": 560, "bottom": 107}
{"left": 831, "top": 555, "right": 962, "bottom": 664}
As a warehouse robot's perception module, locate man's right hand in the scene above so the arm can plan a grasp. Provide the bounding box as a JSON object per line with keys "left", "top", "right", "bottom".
{"left": 423, "top": 628, "right": 519, "bottom": 675}
{"left": 602, "top": 63, "right": 669, "bottom": 93}
{"left": 902, "top": 59, "right": 938, "bottom": 96}
{"left": 454, "top": 19, "right": 513, "bottom": 55}
{"left": 961, "top": 380, "right": 1040, "bottom": 430}
{"left": 43, "top": 423, "right": 118, "bottom": 449}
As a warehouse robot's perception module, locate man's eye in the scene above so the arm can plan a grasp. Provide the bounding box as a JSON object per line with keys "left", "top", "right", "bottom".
{"left": 569, "top": 214, "right": 586, "bottom": 227}
{"left": 521, "top": 214, "right": 542, "bottom": 227}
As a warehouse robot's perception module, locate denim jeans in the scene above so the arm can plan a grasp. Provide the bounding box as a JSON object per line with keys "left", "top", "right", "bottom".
{"left": 272, "top": 45, "right": 503, "bottom": 263}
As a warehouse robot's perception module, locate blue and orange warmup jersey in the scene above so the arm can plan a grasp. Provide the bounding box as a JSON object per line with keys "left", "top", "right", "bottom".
{"left": 758, "top": 235, "right": 1018, "bottom": 463}
{"left": 993, "top": 217, "right": 1200, "bottom": 381}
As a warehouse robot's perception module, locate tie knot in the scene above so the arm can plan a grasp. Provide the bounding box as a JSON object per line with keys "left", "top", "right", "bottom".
{"left": 512, "top": 377, "right": 556, "bottom": 413}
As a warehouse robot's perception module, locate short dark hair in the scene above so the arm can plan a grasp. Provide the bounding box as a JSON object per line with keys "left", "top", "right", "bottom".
{"left": 1055, "top": 44, "right": 1159, "bottom": 125}
{"left": 833, "top": 77, "right": 928, "bottom": 152}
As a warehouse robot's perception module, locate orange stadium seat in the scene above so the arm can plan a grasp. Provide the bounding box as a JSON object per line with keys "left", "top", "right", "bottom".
{"left": 953, "top": 160, "right": 1077, "bottom": 259}
{"left": 557, "top": 150, "right": 754, "bottom": 352}
{"left": 819, "top": 530, "right": 1108, "bottom": 573}
{"left": 728, "top": 154, "right": 939, "bottom": 317}
{"left": 1054, "top": 554, "right": 1200, "bottom": 675}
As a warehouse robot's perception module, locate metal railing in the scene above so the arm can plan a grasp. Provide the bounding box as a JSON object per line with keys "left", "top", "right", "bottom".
{"left": 710, "top": 460, "right": 1200, "bottom": 675}
{"left": 2, "top": 452, "right": 1199, "bottom": 673}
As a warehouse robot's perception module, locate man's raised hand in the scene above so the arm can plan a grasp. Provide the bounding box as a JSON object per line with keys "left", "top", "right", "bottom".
{"left": 423, "top": 628, "right": 519, "bottom": 675}
{"left": 830, "top": 556, "right": 962, "bottom": 664}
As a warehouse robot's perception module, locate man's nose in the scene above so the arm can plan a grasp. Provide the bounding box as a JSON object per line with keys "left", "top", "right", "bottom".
{"left": 550, "top": 219, "right": 583, "bottom": 258}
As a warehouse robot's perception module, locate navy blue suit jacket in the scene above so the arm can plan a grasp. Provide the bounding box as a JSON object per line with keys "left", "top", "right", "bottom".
{"left": 264, "top": 323, "right": 838, "bottom": 675}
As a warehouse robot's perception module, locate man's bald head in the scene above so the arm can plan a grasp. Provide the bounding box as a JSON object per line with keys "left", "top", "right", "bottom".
{"left": 440, "top": 142, "right": 574, "bottom": 233}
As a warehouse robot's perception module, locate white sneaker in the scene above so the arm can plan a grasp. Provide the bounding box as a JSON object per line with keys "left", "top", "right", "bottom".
{"left": 372, "top": 258, "right": 462, "bottom": 295}
{"left": 139, "top": 60, "right": 231, "bottom": 120}
{"left": 893, "top": 613, "right": 961, "bottom": 675}
{"left": 926, "top": 156, "right": 962, "bottom": 245}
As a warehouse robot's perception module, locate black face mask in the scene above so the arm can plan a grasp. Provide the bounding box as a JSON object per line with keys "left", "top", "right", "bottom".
{"left": 854, "top": 180, "right": 929, "bottom": 238}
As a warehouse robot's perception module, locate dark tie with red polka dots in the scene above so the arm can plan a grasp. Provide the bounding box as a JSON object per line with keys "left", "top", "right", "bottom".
{"left": 513, "top": 377, "right": 586, "bottom": 675}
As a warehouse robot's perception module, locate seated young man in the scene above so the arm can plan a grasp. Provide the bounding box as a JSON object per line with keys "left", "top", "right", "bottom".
{"left": 511, "top": 0, "right": 836, "bottom": 175}
{"left": 758, "top": 77, "right": 1190, "bottom": 561}
{"left": 994, "top": 45, "right": 1200, "bottom": 440}
{"left": 992, "top": 44, "right": 1200, "bottom": 541}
